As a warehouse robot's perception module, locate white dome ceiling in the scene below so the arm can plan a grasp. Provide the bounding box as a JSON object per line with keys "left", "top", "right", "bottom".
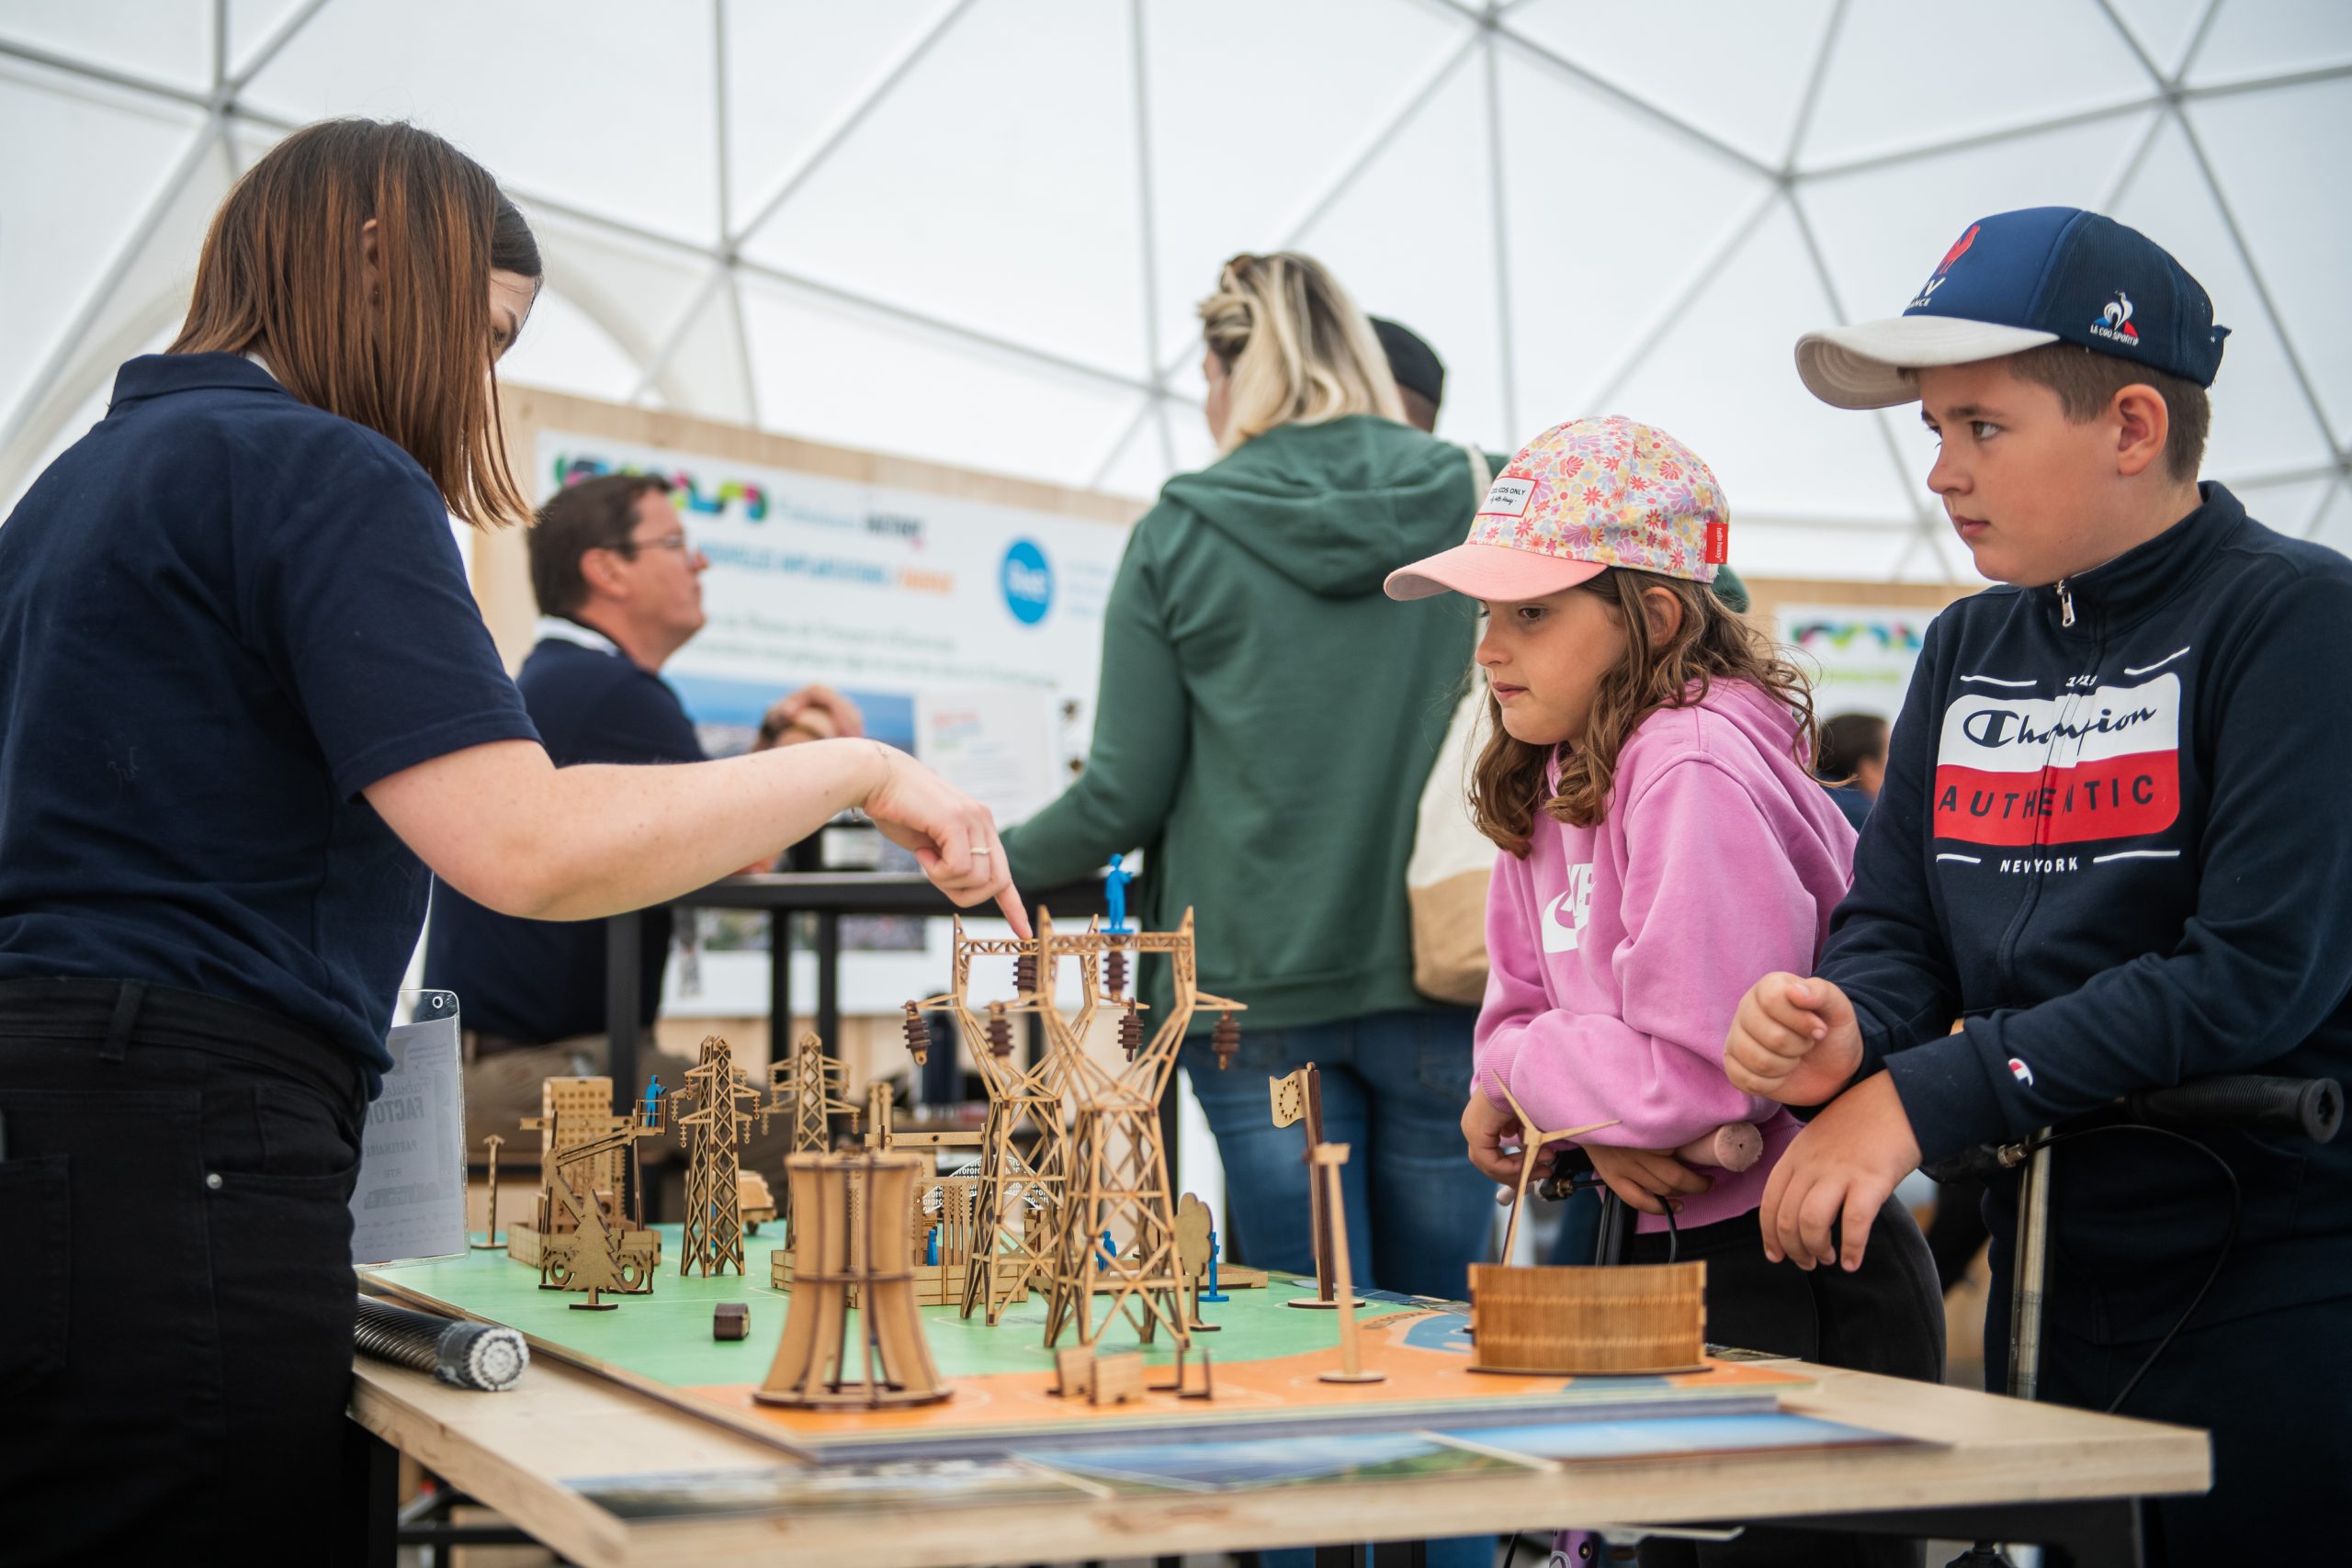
{"left": 3, "top": 0, "right": 2346, "bottom": 579}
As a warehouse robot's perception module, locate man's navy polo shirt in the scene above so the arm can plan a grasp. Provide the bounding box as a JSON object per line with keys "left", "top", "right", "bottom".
{"left": 424, "top": 621, "right": 703, "bottom": 1045}
{"left": 0, "top": 354, "right": 539, "bottom": 1078}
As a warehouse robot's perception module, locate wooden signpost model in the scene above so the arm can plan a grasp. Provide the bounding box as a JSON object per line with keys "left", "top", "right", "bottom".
{"left": 1311, "top": 1143, "right": 1385, "bottom": 1384}
{"left": 753, "top": 1151, "right": 950, "bottom": 1410}
{"left": 1269, "top": 1064, "right": 1358, "bottom": 1309}
{"left": 472, "top": 1134, "right": 506, "bottom": 1250}
{"left": 673, "top": 1035, "right": 763, "bottom": 1278}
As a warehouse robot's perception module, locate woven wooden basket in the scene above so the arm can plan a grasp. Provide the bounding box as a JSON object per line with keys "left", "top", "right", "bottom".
{"left": 1467, "top": 1261, "right": 1708, "bottom": 1375}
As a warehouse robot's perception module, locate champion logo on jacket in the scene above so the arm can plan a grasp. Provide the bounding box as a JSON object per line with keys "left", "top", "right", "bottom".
{"left": 1932, "top": 667, "right": 2184, "bottom": 848}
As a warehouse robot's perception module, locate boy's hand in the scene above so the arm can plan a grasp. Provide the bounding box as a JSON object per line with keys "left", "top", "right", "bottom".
{"left": 1463, "top": 1091, "right": 1531, "bottom": 1184}
{"left": 1757, "top": 1072, "right": 1920, "bottom": 1271}
{"left": 1583, "top": 1144, "right": 1712, "bottom": 1217}
{"left": 1725, "top": 973, "right": 1864, "bottom": 1106}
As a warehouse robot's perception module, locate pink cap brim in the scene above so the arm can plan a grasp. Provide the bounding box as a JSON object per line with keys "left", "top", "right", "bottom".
{"left": 1384, "top": 542, "right": 1609, "bottom": 603}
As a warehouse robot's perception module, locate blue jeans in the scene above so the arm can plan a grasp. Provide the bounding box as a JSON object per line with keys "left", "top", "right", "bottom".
{"left": 1180, "top": 1007, "right": 1497, "bottom": 1304}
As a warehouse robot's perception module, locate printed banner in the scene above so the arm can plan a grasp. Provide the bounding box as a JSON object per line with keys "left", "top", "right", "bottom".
{"left": 1774, "top": 604, "right": 1935, "bottom": 725}
{"left": 536, "top": 432, "right": 1126, "bottom": 786}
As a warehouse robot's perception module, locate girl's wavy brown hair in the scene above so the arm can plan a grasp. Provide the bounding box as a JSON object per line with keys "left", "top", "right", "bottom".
{"left": 1468, "top": 568, "right": 1816, "bottom": 856}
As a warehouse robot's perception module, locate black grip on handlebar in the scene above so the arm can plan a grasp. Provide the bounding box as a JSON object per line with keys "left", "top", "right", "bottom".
{"left": 2123, "top": 1076, "right": 2343, "bottom": 1144}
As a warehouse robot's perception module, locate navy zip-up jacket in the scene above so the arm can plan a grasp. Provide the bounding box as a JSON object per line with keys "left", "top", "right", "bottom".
{"left": 1819, "top": 482, "right": 2352, "bottom": 1341}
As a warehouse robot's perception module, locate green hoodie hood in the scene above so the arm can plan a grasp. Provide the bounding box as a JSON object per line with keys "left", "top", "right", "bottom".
{"left": 1159, "top": 416, "right": 1478, "bottom": 597}
{"left": 1001, "top": 413, "right": 1484, "bottom": 1034}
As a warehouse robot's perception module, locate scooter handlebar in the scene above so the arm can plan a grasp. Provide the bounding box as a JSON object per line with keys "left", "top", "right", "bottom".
{"left": 1921, "top": 1074, "right": 2342, "bottom": 1185}
{"left": 2122, "top": 1075, "right": 2342, "bottom": 1145}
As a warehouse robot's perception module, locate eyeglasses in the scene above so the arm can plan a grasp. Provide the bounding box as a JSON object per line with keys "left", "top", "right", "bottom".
{"left": 620, "top": 530, "right": 692, "bottom": 557}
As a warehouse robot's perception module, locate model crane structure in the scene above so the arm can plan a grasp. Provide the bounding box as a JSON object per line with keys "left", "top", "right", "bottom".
{"left": 912, "top": 908, "right": 1244, "bottom": 1349}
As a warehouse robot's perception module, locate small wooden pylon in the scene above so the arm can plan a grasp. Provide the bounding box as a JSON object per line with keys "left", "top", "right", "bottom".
{"left": 1312, "top": 1143, "right": 1384, "bottom": 1383}
{"left": 1488, "top": 1073, "right": 1618, "bottom": 1266}
{"left": 763, "top": 1032, "right": 860, "bottom": 1228}
{"left": 472, "top": 1134, "right": 506, "bottom": 1250}
{"left": 675, "top": 1037, "right": 763, "bottom": 1277}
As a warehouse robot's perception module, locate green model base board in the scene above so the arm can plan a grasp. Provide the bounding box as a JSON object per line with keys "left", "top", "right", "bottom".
{"left": 366, "top": 1224, "right": 1811, "bottom": 1461}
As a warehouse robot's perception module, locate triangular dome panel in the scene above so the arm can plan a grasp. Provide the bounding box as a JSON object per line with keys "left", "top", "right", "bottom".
{"left": 241, "top": 0, "right": 721, "bottom": 244}
{"left": 738, "top": 0, "right": 1148, "bottom": 380}
{"left": 1295, "top": 49, "right": 1508, "bottom": 451}
{"left": 1608, "top": 198, "right": 1921, "bottom": 524}
{"left": 1800, "top": 0, "right": 2150, "bottom": 169}
{"left": 1506, "top": 0, "right": 1836, "bottom": 167}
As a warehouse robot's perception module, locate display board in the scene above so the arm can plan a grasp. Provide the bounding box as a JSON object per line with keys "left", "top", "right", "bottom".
{"left": 490, "top": 386, "right": 1140, "bottom": 780}
{"left": 366, "top": 1227, "right": 1819, "bottom": 1464}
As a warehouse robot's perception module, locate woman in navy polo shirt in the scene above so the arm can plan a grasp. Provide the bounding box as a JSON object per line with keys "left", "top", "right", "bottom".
{"left": 0, "top": 120, "right": 1023, "bottom": 1562}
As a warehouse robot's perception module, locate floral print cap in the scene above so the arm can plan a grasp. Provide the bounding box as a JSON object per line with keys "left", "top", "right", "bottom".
{"left": 1384, "top": 416, "right": 1728, "bottom": 603}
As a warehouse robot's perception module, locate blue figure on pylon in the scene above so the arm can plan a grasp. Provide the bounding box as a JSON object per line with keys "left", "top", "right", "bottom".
{"left": 1200, "top": 1227, "right": 1231, "bottom": 1303}
{"left": 1103, "top": 855, "right": 1134, "bottom": 933}
{"left": 641, "top": 1075, "right": 662, "bottom": 1123}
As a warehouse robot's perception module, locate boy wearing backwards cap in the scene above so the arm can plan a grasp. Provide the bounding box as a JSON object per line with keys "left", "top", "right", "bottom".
{"left": 1725, "top": 207, "right": 2352, "bottom": 1554}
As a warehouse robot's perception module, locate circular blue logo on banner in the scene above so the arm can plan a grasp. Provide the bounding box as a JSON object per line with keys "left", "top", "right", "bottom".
{"left": 1001, "top": 538, "right": 1054, "bottom": 625}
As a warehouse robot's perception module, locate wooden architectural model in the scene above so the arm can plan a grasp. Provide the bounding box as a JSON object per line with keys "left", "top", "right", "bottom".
{"left": 753, "top": 1151, "right": 951, "bottom": 1410}
{"left": 673, "top": 1035, "right": 763, "bottom": 1278}
{"left": 510, "top": 1077, "right": 665, "bottom": 1303}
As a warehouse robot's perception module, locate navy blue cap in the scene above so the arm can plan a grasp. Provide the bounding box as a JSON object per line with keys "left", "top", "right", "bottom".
{"left": 1795, "top": 207, "right": 2230, "bottom": 409}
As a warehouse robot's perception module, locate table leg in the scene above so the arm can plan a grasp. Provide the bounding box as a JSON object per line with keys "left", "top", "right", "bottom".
{"left": 344, "top": 1417, "right": 397, "bottom": 1568}
{"left": 605, "top": 907, "right": 642, "bottom": 1117}
{"left": 770, "top": 904, "right": 794, "bottom": 1053}
{"left": 817, "top": 910, "right": 842, "bottom": 1141}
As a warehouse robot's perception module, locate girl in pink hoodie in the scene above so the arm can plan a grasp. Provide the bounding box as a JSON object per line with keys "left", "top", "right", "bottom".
{"left": 1388, "top": 417, "right": 1941, "bottom": 1568}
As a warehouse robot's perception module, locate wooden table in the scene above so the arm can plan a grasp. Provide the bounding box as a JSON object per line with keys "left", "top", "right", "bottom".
{"left": 348, "top": 1348, "right": 2204, "bottom": 1567}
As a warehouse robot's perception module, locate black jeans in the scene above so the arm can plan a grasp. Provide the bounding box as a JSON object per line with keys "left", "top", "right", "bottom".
{"left": 1985, "top": 1265, "right": 2352, "bottom": 1564}
{"left": 0, "top": 978, "right": 369, "bottom": 1565}
{"left": 1628, "top": 1199, "right": 1947, "bottom": 1568}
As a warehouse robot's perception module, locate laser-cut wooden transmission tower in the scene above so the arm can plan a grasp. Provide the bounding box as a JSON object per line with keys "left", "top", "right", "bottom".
{"left": 763, "top": 1031, "right": 859, "bottom": 1228}
{"left": 673, "top": 1035, "right": 763, "bottom": 1278}
{"left": 910, "top": 920, "right": 1073, "bottom": 1325}
{"left": 1043, "top": 908, "right": 1244, "bottom": 1349}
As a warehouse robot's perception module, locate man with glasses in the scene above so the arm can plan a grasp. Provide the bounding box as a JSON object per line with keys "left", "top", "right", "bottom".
{"left": 425, "top": 473, "right": 860, "bottom": 1165}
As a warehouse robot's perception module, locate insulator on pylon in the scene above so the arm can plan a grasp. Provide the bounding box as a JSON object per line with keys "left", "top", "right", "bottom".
{"left": 1105, "top": 947, "right": 1128, "bottom": 999}
{"left": 1212, "top": 1011, "right": 1241, "bottom": 1070}
{"left": 1014, "top": 952, "right": 1039, "bottom": 994}
{"left": 1118, "top": 1002, "right": 1144, "bottom": 1060}
{"left": 987, "top": 1003, "right": 1014, "bottom": 1059}
{"left": 901, "top": 1001, "right": 929, "bottom": 1066}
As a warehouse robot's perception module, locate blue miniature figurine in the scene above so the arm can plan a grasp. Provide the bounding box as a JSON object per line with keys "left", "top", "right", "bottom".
{"left": 1103, "top": 855, "right": 1134, "bottom": 933}
{"left": 642, "top": 1075, "right": 662, "bottom": 1123}
{"left": 1200, "top": 1227, "right": 1231, "bottom": 1303}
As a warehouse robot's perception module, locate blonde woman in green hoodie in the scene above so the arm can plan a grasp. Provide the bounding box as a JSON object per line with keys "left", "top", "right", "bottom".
{"left": 1001, "top": 254, "right": 1496, "bottom": 1314}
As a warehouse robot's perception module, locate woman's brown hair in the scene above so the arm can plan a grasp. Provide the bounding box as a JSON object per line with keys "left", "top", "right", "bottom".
{"left": 1468, "top": 569, "right": 1817, "bottom": 856}
{"left": 168, "top": 118, "right": 539, "bottom": 528}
